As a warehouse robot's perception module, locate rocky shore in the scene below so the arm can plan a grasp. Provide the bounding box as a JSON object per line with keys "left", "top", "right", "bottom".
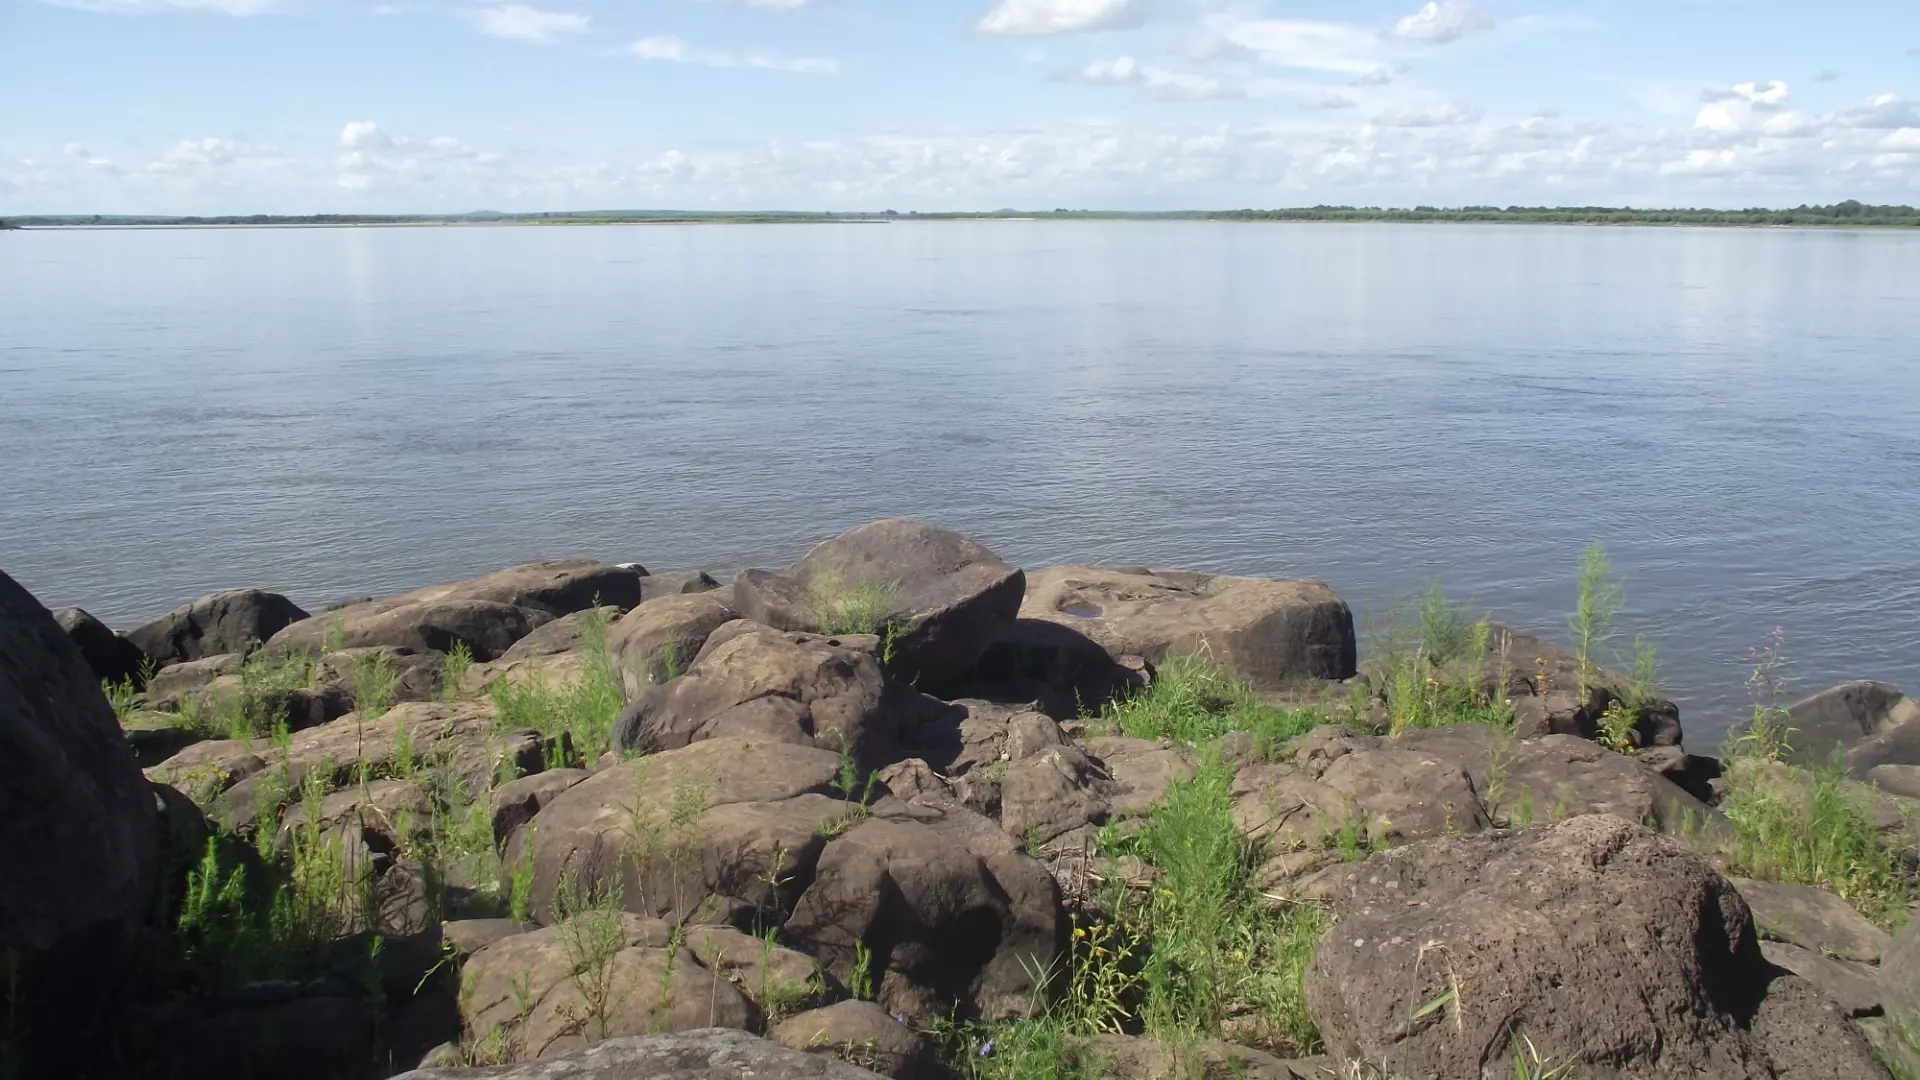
{"left": 5, "top": 518, "right": 1920, "bottom": 1080}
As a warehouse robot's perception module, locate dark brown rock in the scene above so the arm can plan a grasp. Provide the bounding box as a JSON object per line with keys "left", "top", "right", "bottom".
{"left": 783, "top": 797, "right": 1066, "bottom": 1023}
{"left": 1304, "top": 815, "right": 1887, "bottom": 1079}
{"left": 490, "top": 768, "right": 590, "bottom": 844}
{"left": 1018, "top": 566, "right": 1355, "bottom": 691}
{"left": 639, "top": 569, "right": 723, "bottom": 601}
{"left": 126, "top": 588, "right": 309, "bottom": 668}
{"left": 771, "top": 1001, "right": 942, "bottom": 1080}
{"left": 1780, "top": 680, "right": 1920, "bottom": 776}
{"left": 1733, "top": 877, "right": 1892, "bottom": 962}
{"left": 0, "top": 568, "right": 160, "bottom": 1075}
{"left": 389, "top": 1028, "right": 892, "bottom": 1079}
{"left": 520, "top": 738, "right": 854, "bottom": 925}
{"left": 608, "top": 591, "right": 741, "bottom": 695}
{"left": 611, "top": 622, "right": 909, "bottom": 768}
{"left": 55, "top": 606, "right": 149, "bottom": 686}
{"left": 732, "top": 519, "right": 1025, "bottom": 689}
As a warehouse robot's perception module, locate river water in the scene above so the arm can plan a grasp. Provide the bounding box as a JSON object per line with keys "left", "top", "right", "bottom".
{"left": 3, "top": 221, "right": 1916, "bottom": 746}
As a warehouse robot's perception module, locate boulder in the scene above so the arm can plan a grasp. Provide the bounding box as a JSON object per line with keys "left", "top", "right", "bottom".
{"left": 126, "top": 588, "right": 309, "bottom": 668}
{"left": 1239, "top": 726, "right": 1721, "bottom": 868}
{"left": 639, "top": 569, "right": 723, "bottom": 602}
{"left": 491, "top": 768, "right": 590, "bottom": 844}
{"left": 1018, "top": 566, "right": 1355, "bottom": 691}
{"left": 55, "top": 606, "right": 149, "bottom": 686}
{"left": 732, "top": 519, "right": 1025, "bottom": 688}
{"left": 0, "top": 569, "right": 161, "bottom": 1075}
{"left": 611, "top": 622, "right": 910, "bottom": 768}
{"left": 1733, "top": 877, "right": 1892, "bottom": 962}
{"left": 519, "top": 738, "right": 856, "bottom": 926}
{"left": 145, "top": 652, "right": 244, "bottom": 704}
{"left": 269, "top": 561, "right": 643, "bottom": 661}
{"left": 144, "top": 700, "right": 547, "bottom": 831}
{"left": 771, "top": 1001, "right": 942, "bottom": 1080}
{"left": 783, "top": 796, "right": 1067, "bottom": 1022}
{"left": 1077, "top": 1034, "right": 1317, "bottom": 1080}
{"left": 936, "top": 618, "right": 1152, "bottom": 719}
{"left": 607, "top": 592, "right": 741, "bottom": 695}
{"left": 462, "top": 607, "right": 625, "bottom": 694}
{"left": 1781, "top": 680, "right": 1920, "bottom": 775}
{"left": 1760, "top": 941, "right": 1883, "bottom": 1016}
{"left": 1881, "top": 915, "right": 1920, "bottom": 1026}
{"left": 389, "top": 1028, "right": 892, "bottom": 1080}
{"left": 686, "top": 925, "right": 833, "bottom": 1018}
{"left": 1304, "top": 815, "right": 1888, "bottom": 1079}
{"left": 1084, "top": 736, "right": 1197, "bottom": 819}
{"left": 457, "top": 917, "right": 758, "bottom": 1063}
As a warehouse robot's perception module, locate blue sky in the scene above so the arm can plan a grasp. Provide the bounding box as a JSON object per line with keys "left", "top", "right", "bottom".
{"left": 3, "top": 0, "right": 1918, "bottom": 213}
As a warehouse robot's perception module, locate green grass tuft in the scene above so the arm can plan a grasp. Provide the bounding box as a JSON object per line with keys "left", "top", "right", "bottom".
{"left": 1098, "top": 652, "right": 1321, "bottom": 751}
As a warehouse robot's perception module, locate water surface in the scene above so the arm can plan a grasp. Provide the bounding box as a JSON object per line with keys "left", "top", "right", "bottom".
{"left": 3, "top": 221, "right": 1917, "bottom": 746}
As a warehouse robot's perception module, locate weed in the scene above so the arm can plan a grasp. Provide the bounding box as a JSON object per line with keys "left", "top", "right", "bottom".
{"left": 1569, "top": 543, "right": 1623, "bottom": 697}
{"left": 488, "top": 607, "right": 626, "bottom": 763}
{"left": 1728, "top": 627, "right": 1795, "bottom": 764}
{"left": 806, "top": 559, "right": 902, "bottom": 637}
{"left": 351, "top": 649, "right": 399, "bottom": 720}
{"left": 1720, "top": 756, "right": 1912, "bottom": 927}
{"left": 1418, "top": 582, "right": 1473, "bottom": 662}
{"left": 326, "top": 614, "right": 346, "bottom": 654}
{"left": 849, "top": 939, "right": 875, "bottom": 1002}
{"left": 1597, "top": 700, "right": 1637, "bottom": 754}
{"left": 554, "top": 870, "right": 630, "bottom": 1044}
{"left": 1509, "top": 1033, "right": 1578, "bottom": 1079}
{"left": 1100, "top": 651, "right": 1320, "bottom": 749}
{"left": 507, "top": 829, "right": 537, "bottom": 923}
{"left": 104, "top": 677, "right": 141, "bottom": 723}
{"left": 442, "top": 641, "right": 474, "bottom": 701}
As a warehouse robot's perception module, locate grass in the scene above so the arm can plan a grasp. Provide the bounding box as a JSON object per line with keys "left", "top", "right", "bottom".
{"left": 487, "top": 605, "right": 627, "bottom": 765}
{"left": 1095, "top": 651, "right": 1322, "bottom": 751}
{"left": 1716, "top": 629, "right": 1917, "bottom": 929}
{"left": 1569, "top": 543, "right": 1623, "bottom": 698}
{"left": 806, "top": 558, "right": 902, "bottom": 637}
{"left": 940, "top": 747, "right": 1330, "bottom": 1080}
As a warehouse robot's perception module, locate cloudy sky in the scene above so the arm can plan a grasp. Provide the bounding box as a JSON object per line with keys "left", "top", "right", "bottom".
{"left": 3, "top": 0, "right": 1918, "bottom": 213}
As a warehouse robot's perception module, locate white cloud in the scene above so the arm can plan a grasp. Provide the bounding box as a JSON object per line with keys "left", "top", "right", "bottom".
{"left": 36, "top": 0, "right": 274, "bottom": 13}
{"left": 1389, "top": 1, "right": 1491, "bottom": 44}
{"left": 1694, "top": 81, "right": 1796, "bottom": 135}
{"left": 476, "top": 5, "right": 588, "bottom": 43}
{"left": 1067, "top": 56, "right": 1239, "bottom": 101}
{"left": 630, "top": 34, "right": 838, "bottom": 74}
{"left": 1210, "top": 17, "right": 1381, "bottom": 76}
{"left": 978, "top": 0, "right": 1136, "bottom": 36}
{"left": 22, "top": 91, "right": 1920, "bottom": 215}
{"left": 1301, "top": 90, "right": 1358, "bottom": 110}
{"left": 1377, "top": 102, "right": 1480, "bottom": 127}
{"left": 1834, "top": 94, "right": 1920, "bottom": 129}
{"left": 1353, "top": 68, "right": 1394, "bottom": 86}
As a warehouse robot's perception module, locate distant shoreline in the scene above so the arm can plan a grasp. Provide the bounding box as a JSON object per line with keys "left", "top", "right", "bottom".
{"left": 4, "top": 201, "right": 1918, "bottom": 230}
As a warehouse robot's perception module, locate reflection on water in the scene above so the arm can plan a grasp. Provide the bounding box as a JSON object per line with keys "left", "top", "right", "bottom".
{"left": 2, "top": 221, "right": 1917, "bottom": 746}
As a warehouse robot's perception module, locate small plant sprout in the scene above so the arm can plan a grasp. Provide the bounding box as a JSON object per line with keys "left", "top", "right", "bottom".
{"left": 1569, "top": 542, "right": 1623, "bottom": 697}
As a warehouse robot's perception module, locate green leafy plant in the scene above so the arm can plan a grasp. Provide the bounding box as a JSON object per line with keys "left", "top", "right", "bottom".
{"left": 806, "top": 560, "right": 901, "bottom": 637}
{"left": 849, "top": 938, "right": 875, "bottom": 1002}
{"left": 441, "top": 641, "right": 474, "bottom": 701}
{"left": 1569, "top": 542, "right": 1623, "bottom": 697}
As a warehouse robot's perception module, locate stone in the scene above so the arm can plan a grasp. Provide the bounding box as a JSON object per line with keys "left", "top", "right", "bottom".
{"left": 444, "top": 918, "right": 535, "bottom": 959}
{"left": 1017, "top": 566, "right": 1355, "bottom": 691}
{"left": 0, "top": 568, "right": 160, "bottom": 1075}
{"left": 269, "top": 560, "right": 643, "bottom": 661}
{"left": 1761, "top": 941, "right": 1884, "bottom": 1016}
{"left": 1882, "top": 908, "right": 1920, "bottom": 1024}
{"left": 611, "top": 622, "right": 910, "bottom": 768}
{"left": 1078, "top": 1034, "right": 1315, "bottom": 1080}
{"left": 389, "top": 1028, "right": 892, "bottom": 1080}
{"left": 771, "top": 1001, "right": 942, "bottom": 1080}
{"left": 784, "top": 797, "right": 1066, "bottom": 1022}
{"left": 55, "top": 606, "right": 149, "bottom": 686}
{"left": 126, "top": 588, "right": 309, "bottom": 668}
{"left": 457, "top": 919, "right": 758, "bottom": 1063}
{"left": 1449, "top": 623, "right": 1685, "bottom": 748}
{"left": 732, "top": 518, "right": 1026, "bottom": 688}
{"left": 1781, "top": 680, "right": 1920, "bottom": 775}
{"left": 1733, "top": 877, "right": 1893, "bottom": 962}
{"left": 520, "top": 738, "right": 857, "bottom": 926}
{"left": 491, "top": 768, "right": 590, "bottom": 844}
{"left": 999, "top": 743, "right": 1113, "bottom": 845}
{"left": 1084, "top": 736, "right": 1197, "bottom": 819}
{"left": 607, "top": 592, "right": 741, "bottom": 696}
{"left": 639, "top": 569, "right": 722, "bottom": 601}
{"left": 145, "top": 700, "right": 547, "bottom": 832}
{"left": 145, "top": 652, "right": 244, "bottom": 704}
{"left": 1304, "top": 815, "right": 1887, "bottom": 1079}
{"left": 686, "top": 925, "right": 832, "bottom": 1017}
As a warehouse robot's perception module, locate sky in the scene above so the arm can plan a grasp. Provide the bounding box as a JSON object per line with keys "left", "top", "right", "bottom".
{"left": 3, "top": 0, "right": 1919, "bottom": 213}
